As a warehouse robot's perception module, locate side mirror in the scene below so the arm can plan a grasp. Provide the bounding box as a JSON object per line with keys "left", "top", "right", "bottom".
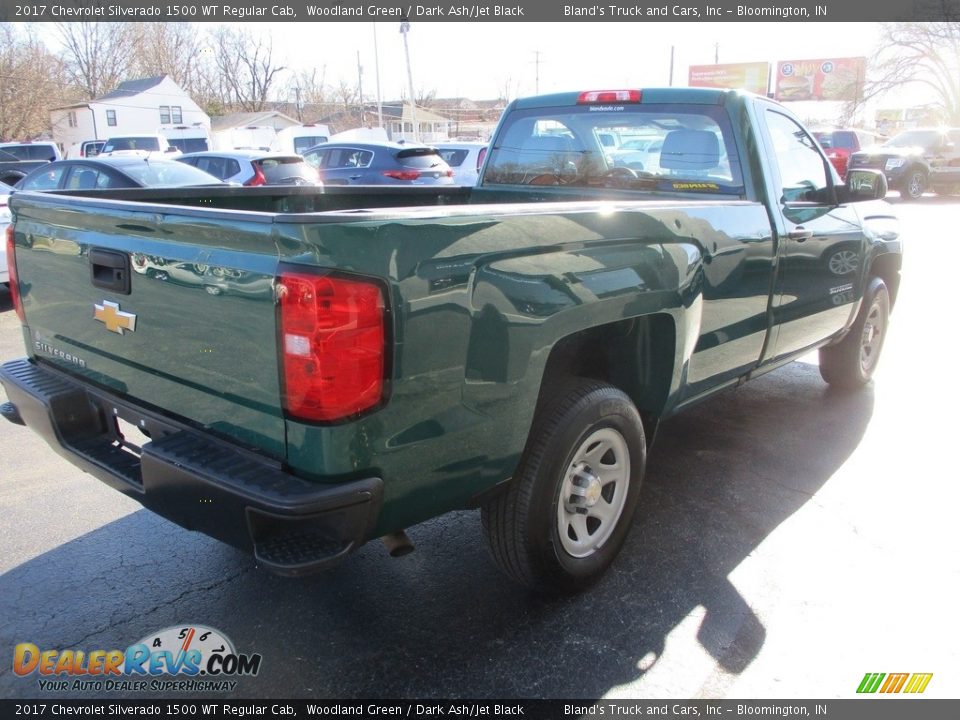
{"left": 844, "top": 169, "right": 887, "bottom": 202}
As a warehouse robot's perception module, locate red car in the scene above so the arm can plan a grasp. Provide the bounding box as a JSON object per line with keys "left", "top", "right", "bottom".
{"left": 813, "top": 129, "right": 884, "bottom": 180}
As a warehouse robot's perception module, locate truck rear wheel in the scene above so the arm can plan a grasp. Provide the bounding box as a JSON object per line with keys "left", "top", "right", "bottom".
{"left": 481, "top": 380, "right": 646, "bottom": 594}
{"left": 819, "top": 277, "right": 890, "bottom": 389}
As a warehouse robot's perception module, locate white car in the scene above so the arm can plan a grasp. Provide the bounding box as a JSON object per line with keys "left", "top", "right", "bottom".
{"left": 1, "top": 181, "right": 12, "bottom": 285}
{"left": 433, "top": 142, "right": 489, "bottom": 186}
{"left": 99, "top": 135, "right": 181, "bottom": 160}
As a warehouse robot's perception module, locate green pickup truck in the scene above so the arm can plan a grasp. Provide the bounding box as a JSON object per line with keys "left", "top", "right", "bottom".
{"left": 1, "top": 89, "right": 901, "bottom": 594}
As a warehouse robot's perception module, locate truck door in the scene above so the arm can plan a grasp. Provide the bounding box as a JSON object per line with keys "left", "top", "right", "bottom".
{"left": 758, "top": 106, "right": 866, "bottom": 361}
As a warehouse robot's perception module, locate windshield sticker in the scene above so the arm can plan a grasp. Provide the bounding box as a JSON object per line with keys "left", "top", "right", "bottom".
{"left": 588, "top": 106, "right": 626, "bottom": 112}
{"left": 672, "top": 182, "right": 721, "bottom": 191}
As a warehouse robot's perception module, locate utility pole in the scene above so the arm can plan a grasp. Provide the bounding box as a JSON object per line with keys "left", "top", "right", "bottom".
{"left": 373, "top": 23, "right": 384, "bottom": 129}
{"left": 669, "top": 46, "right": 675, "bottom": 86}
{"left": 357, "top": 50, "right": 365, "bottom": 126}
{"left": 532, "top": 50, "right": 542, "bottom": 94}
{"left": 294, "top": 86, "right": 302, "bottom": 122}
{"left": 714, "top": 42, "right": 719, "bottom": 64}
{"left": 400, "top": 20, "right": 417, "bottom": 141}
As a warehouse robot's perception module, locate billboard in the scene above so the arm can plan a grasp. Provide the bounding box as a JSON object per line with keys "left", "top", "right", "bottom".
{"left": 775, "top": 57, "right": 867, "bottom": 102}
{"left": 688, "top": 62, "right": 770, "bottom": 95}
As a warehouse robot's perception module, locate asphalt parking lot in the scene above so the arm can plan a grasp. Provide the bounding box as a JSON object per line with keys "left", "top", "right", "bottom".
{"left": 0, "top": 196, "right": 958, "bottom": 700}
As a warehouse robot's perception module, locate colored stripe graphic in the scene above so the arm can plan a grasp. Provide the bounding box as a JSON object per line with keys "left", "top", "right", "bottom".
{"left": 857, "top": 672, "right": 933, "bottom": 694}
{"left": 857, "top": 673, "right": 885, "bottom": 693}
{"left": 880, "top": 673, "right": 909, "bottom": 693}
{"left": 904, "top": 673, "right": 933, "bottom": 694}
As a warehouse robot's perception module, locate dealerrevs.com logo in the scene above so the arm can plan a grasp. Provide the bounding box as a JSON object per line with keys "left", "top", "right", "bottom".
{"left": 13, "top": 625, "right": 262, "bottom": 693}
{"left": 857, "top": 672, "right": 933, "bottom": 694}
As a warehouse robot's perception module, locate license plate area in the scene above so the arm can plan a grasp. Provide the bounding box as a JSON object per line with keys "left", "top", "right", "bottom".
{"left": 113, "top": 416, "right": 151, "bottom": 457}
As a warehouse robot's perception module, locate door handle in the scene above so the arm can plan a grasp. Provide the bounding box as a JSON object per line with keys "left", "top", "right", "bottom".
{"left": 788, "top": 228, "right": 813, "bottom": 242}
{"left": 89, "top": 248, "right": 132, "bottom": 295}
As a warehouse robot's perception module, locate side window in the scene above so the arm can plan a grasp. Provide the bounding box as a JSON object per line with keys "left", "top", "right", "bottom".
{"left": 96, "top": 170, "right": 119, "bottom": 188}
{"left": 196, "top": 157, "right": 228, "bottom": 179}
{"left": 351, "top": 150, "right": 373, "bottom": 168}
{"left": 23, "top": 165, "right": 67, "bottom": 190}
{"left": 764, "top": 110, "right": 830, "bottom": 203}
{"left": 330, "top": 149, "right": 351, "bottom": 169}
{"left": 303, "top": 150, "right": 326, "bottom": 169}
{"left": 64, "top": 166, "right": 100, "bottom": 190}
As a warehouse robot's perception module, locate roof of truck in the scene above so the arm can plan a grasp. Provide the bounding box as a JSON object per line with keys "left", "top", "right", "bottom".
{"left": 511, "top": 87, "right": 742, "bottom": 110}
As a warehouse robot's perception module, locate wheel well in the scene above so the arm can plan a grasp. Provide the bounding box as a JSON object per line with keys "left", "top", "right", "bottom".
{"left": 535, "top": 314, "right": 675, "bottom": 437}
{"left": 869, "top": 253, "right": 901, "bottom": 309}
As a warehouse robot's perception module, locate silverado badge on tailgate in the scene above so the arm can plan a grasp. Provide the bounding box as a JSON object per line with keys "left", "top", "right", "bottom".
{"left": 94, "top": 301, "right": 137, "bottom": 335}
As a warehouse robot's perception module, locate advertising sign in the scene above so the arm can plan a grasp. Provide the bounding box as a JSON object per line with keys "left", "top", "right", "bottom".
{"left": 775, "top": 57, "right": 866, "bottom": 101}
{"left": 688, "top": 62, "right": 770, "bottom": 95}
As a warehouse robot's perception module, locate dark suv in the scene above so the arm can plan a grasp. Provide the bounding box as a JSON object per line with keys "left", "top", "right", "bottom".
{"left": 302, "top": 142, "right": 454, "bottom": 185}
{"left": 848, "top": 128, "right": 960, "bottom": 199}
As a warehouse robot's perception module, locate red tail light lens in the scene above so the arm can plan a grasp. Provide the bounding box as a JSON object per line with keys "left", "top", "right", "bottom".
{"left": 382, "top": 170, "right": 420, "bottom": 181}
{"left": 245, "top": 164, "right": 267, "bottom": 186}
{"left": 278, "top": 270, "right": 386, "bottom": 422}
{"left": 477, "top": 147, "right": 487, "bottom": 172}
{"left": 6, "top": 225, "right": 24, "bottom": 322}
{"left": 577, "top": 90, "right": 641, "bottom": 104}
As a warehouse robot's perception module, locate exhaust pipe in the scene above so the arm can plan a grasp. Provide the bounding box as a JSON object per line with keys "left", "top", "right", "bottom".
{"left": 380, "top": 530, "right": 414, "bottom": 557}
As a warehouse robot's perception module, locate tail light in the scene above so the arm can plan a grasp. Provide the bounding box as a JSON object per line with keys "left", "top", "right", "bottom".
{"left": 577, "top": 90, "right": 641, "bottom": 104}
{"left": 6, "top": 225, "right": 24, "bottom": 323}
{"left": 245, "top": 164, "right": 267, "bottom": 186}
{"left": 382, "top": 170, "right": 420, "bottom": 181}
{"left": 278, "top": 269, "right": 386, "bottom": 422}
{"left": 477, "top": 147, "right": 487, "bottom": 172}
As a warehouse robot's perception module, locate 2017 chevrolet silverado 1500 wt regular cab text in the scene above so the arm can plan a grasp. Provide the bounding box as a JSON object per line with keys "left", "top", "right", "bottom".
{"left": 1, "top": 89, "right": 901, "bottom": 594}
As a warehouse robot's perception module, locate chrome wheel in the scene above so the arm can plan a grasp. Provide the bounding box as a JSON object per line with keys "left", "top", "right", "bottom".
{"left": 860, "top": 299, "right": 885, "bottom": 373}
{"left": 828, "top": 249, "right": 859, "bottom": 275}
{"left": 557, "top": 427, "right": 630, "bottom": 558}
{"left": 904, "top": 171, "right": 926, "bottom": 199}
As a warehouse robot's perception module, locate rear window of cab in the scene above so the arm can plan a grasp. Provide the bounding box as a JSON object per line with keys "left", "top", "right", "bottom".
{"left": 483, "top": 103, "right": 743, "bottom": 195}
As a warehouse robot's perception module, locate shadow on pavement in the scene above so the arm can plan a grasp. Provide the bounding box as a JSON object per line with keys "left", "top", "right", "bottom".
{"left": 0, "top": 362, "right": 874, "bottom": 699}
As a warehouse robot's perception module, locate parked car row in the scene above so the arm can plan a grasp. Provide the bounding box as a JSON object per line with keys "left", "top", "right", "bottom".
{"left": 4, "top": 137, "right": 497, "bottom": 192}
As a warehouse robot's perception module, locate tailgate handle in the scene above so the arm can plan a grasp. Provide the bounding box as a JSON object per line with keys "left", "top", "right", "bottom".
{"left": 90, "top": 248, "right": 132, "bottom": 295}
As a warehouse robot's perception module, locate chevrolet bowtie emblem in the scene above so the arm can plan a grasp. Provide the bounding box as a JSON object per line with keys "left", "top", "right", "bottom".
{"left": 94, "top": 301, "right": 137, "bottom": 335}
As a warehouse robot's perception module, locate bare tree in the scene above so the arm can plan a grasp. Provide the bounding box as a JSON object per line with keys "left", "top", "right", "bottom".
{"left": 0, "top": 24, "right": 74, "bottom": 140}
{"left": 497, "top": 76, "right": 519, "bottom": 104}
{"left": 57, "top": 22, "right": 136, "bottom": 100}
{"left": 849, "top": 22, "right": 960, "bottom": 125}
{"left": 415, "top": 87, "right": 437, "bottom": 108}
{"left": 286, "top": 67, "right": 329, "bottom": 106}
{"left": 204, "top": 26, "right": 287, "bottom": 112}
{"left": 130, "top": 23, "right": 204, "bottom": 93}
{"left": 331, "top": 79, "right": 361, "bottom": 112}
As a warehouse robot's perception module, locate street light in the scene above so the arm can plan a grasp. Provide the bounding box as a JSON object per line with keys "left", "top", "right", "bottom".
{"left": 399, "top": 20, "right": 418, "bottom": 142}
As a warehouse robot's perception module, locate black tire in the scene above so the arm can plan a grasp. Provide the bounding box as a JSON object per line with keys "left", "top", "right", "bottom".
{"left": 819, "top": 277, "right": 890, "bottom": 389}
{"left": 481, "top": 380, "right": 646, "bottom": 594}
{"left": 900, "top": 168, "right": 927, "bottom": 200}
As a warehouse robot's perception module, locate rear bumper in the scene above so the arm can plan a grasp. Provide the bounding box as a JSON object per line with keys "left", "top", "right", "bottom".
{"left": 0, "top": 358, "right": 383, "bottom": 576}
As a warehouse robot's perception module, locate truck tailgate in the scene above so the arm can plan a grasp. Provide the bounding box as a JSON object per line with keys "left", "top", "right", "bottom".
{"left": 11, "top": 193, "right": 285, "bottom": 458}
